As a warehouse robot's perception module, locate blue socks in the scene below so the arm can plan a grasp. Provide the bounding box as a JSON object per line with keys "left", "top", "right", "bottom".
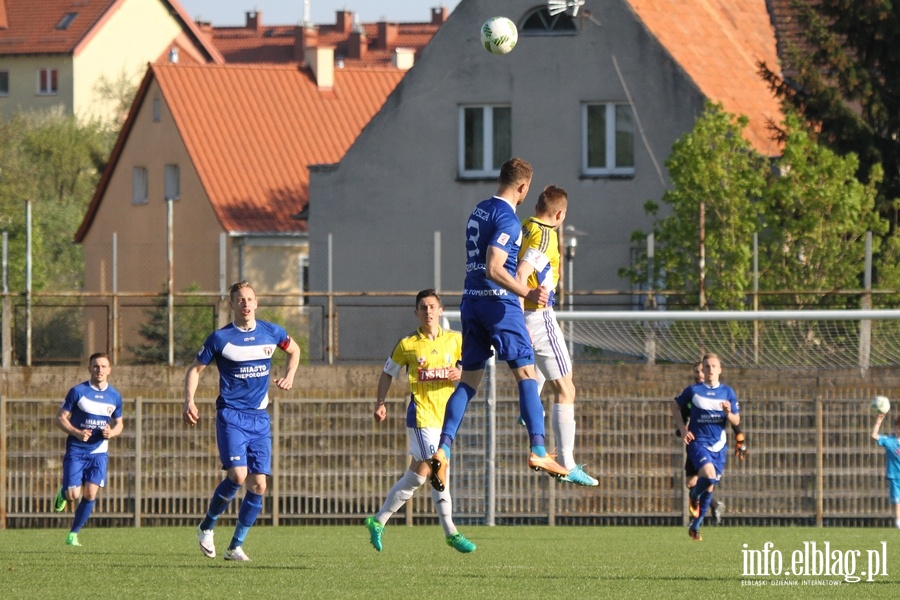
{"left": 230, "top": 491, "right": 264, "bottom": 550}
{"left": 517, "top": 378, "right": 545, "bottom": 447}
{"left": 691, "top": 476, "right": 715, "bottom": 527}
{"left": 201, "top": 478, "right": 243, "bottom": 530}
{"left": 71, "top": 498, "right": 95, "bottom": 533}
{"left": 439, "top": 382, "right": 477, "bottom": 449}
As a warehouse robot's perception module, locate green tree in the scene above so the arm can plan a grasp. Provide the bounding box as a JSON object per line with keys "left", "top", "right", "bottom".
{"left": 129, "top": 283, "right": 215, "bottom": 365}
{"left": 758, "top": 111, "right": 886, "bottom": 308}
{"left": 758, "top": 0, "right": 900, "bottom": 219}
{"left": 621, "top": 103, "right": 767, "bottom": 310}
{"left": 0, "top": 109, "right": 114, "bottom": 291}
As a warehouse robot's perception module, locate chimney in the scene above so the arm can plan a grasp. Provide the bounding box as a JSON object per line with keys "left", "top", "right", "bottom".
{"left": 305, "top": 45, "right": 334, "bottom": 91}
{"left": 336, "top": 10, "right": 353, "bottom": 33}
{"left": 246, "top": 11, "right": 260, "bottom": 30}
{"left": 347, "top": 30, "right": 367, "bottom": 60}
{"left": 392, "top": 48, "right": 414, "bottom": 71}
{"left": 376, "top": 22, "right": 398, "bottom": 50}
{"left": 432, "top": 7, "right": 448, "bottom": 24}
{"left": 295, "top": 25, "right": 317, "bottom": 61}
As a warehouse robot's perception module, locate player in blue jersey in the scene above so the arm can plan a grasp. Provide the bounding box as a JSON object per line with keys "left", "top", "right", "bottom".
{"left": 516, "top": 185, "right": 597, "bottom": 487}
{"left": 428, "top": 158, "right": 568, "bottom": 494}
{"left": 675, "top": 361, "right": 747, "bottom": 524}
{"left": 673, "top": 353, "right": 740, "bottom": 541}
{"left": 53, "top": 352, "right": 124, "bottom": 547}
{"left": 183, "top": 281, "right": 301, "bottom": 562}
{"left": 871, "top": 410, "right": 900, "bottom": 528}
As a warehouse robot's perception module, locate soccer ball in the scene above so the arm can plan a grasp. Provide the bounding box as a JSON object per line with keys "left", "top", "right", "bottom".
{"left": 481, "top": 16, "right": 518, "bottom": 55}
{"left": 872, "top": 395, "right": 891, "bottom": 414}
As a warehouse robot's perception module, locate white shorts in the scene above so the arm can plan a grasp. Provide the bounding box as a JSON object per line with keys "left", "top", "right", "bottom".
{"left": 525, "top": 308, "right": 572, "bottom": 382}
{"left": 407, "top": 426, "right": 441, "bottom": 462}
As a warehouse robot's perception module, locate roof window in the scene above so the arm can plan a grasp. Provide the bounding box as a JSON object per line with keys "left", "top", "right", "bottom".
{"left": 56, "top": 12, "right": 78, "bottom": 30}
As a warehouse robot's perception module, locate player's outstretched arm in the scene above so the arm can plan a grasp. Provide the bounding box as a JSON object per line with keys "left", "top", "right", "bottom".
{"left": 873, "top": 412, "right": 886, "bottom": 441}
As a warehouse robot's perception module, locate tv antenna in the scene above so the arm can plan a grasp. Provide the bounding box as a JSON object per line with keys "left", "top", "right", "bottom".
{"left": 547, "top": 0, "right": 585, "bottom": 17}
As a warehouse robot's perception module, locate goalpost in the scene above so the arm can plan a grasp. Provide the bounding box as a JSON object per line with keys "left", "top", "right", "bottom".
{"left": 446, "top": 309, "right": 900, "bottom": 369}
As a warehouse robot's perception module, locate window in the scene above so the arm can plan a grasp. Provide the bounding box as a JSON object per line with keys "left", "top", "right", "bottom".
{"left": 0, "top": 71, "right": 8, "bottom": 96}
{"left": 164, "top": 164, "right": 180, "bottom": 200}
{"left": 132, "top": 167, "right": 148, "bottom": 205}
{"left": 38, "top": 69, "right": 58, "bottom": 95}
{"left": 459, "top": 105, "right": 511, "bottom": 178}
{"left": 521, "top": 8, "right": 577, "bottom": 34}
{"left": 298, "top": 254, "right": 309, "bottom": 306}
{"left": 152, "top": 97, "right": 161, "bottom": 122}
{"left": 56, "top": 12, "right": 78, "bottom": 30}
{"left": 582, "top": 103, "right": 635, "bottom": 176}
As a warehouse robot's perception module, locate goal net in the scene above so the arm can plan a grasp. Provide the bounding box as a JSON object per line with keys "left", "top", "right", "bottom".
{"left": 445, "top": 309, "right": 900, "bottom": 368}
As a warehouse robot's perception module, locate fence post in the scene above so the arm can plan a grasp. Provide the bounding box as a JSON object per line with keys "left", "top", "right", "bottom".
{"left": 0, "top": 395, "right": 6, "bottom": 529}
{"left": 134, "top": 396, "right": 142, "bottom": 528}
{"left": 272, "top": 399, "right": 280, "bottom": 527}
{"left": 815, "top": 394, "right": 823, "bottom": 527}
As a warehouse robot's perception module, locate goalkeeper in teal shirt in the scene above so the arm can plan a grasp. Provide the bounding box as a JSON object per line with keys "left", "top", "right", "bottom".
{"left": 872, "top": 410, "right": 900, "bottom": 528}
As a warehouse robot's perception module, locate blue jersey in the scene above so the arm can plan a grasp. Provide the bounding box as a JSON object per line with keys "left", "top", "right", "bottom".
{"left": 676, "top": 381, "right": 739, "bottom": 450}
{"left": 878, "top": 435, "right": 900, "bottom": 480}
{"left": 463, "top": 196, "right": 522, "bottom": 305}
{"left": 60, "top": 381, "right": 123, "bottom": 454}
{"left": 195, "top": 320, "right": 291, "bottom": 411}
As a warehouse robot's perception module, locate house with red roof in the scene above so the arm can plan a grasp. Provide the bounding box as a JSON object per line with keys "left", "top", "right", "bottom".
{"left": 74, "top": 57, "right": 405, "bottom": 360}
{"left": 0, "top": 0, "right": 222, "bottom": 121}
{"left": 306, "top": 0, "right": 786, "bottom": 359}
{"left": 199, "top": 8, "right": 447, "bottom": 69}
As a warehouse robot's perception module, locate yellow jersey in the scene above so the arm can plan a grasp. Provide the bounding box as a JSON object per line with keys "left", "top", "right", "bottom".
{"left": 519, "top": 216, "right": 560, "bottom": 310}
{"left": 383, "top": 326, "right": 462, "bottom": 428}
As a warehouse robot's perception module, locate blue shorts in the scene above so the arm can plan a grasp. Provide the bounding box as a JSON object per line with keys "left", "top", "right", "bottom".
{"left": 460, "top": 297, "right": 534, "bottom": 370}
{"left": 889, "top": 479, "right": 900, "bottom": 504}
{"left": 686, "top": 443, "right": 726, "bottom": 481}
{"left": 62, "top": 447, "right": 108, "bottom": 489}
{"left": 216, "top": 408, "right": 272, "bottom": 475}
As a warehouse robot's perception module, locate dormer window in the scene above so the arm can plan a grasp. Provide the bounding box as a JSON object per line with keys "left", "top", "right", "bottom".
{"left": 56, "top": 12, "right": 78, "bottom": 30}
{"left": 521, "top": 8, "right": 577, "bottom": 34}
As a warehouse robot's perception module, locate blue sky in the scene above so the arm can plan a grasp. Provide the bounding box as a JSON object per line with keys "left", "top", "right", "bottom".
{"left": 178, "top": 1, "right": 462, "bottom": 26}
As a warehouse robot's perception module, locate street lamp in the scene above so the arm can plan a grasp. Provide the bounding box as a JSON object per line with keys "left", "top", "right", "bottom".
{"left": 563, "top": 224, "right": 587, "bottom": 356}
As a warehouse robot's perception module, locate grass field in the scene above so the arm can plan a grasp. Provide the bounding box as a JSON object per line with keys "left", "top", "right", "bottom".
{"left": 4, "top": 524, "right": 900, "bottom": 599}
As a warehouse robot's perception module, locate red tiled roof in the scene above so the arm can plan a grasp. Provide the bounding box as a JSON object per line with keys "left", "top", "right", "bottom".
{"left": 0, "top": 0, "right": 8, "bottom": 30}
{"left": 0, "top": 0, "right": 116, "bottom": 54}
{"left": 0, "top": 0, "right": 223, "bottom": 63}
{"left": 77, "top": 63, "right": 405, "bottom": 240}
{"left": 628, "top": 0, "right": 784, "bottom": 155}
{"left": 205, "top": 21, "right": 439, "bottom": 67}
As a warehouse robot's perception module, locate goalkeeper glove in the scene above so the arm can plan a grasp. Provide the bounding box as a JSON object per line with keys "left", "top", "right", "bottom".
{"left": 734, "top": 432, "right": 747, "bottom": 460}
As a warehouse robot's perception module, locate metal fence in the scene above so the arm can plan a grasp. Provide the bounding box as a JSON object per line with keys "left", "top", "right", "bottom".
{"left": 2, "top": 375, "right": 895, "bottom": 529}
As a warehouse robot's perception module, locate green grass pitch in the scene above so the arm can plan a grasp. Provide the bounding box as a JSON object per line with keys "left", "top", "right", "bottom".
{"left": 4, "top": 525, "right": 900, "bottom": 598}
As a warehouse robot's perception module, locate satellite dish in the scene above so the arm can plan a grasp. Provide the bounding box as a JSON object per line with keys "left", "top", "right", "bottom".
{"left": 547, "top": 0, "right": 586, "bottom": 17}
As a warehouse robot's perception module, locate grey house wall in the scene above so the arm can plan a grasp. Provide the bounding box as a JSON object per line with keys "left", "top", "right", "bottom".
{"left": 308, "top": 0, "right": 708, "bottom": 359}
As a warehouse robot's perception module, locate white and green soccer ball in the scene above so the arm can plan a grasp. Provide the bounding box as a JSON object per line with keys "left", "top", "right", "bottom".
{"left": 873, "top": 395, "right": 891, "bottom": 414}
{"left": 481, "top": 16, "right": 518, "bottom": 55}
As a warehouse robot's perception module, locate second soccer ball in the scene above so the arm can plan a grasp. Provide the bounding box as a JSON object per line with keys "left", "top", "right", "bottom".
{"left": 872, "top": 395, "right": 891, "bottom": 414}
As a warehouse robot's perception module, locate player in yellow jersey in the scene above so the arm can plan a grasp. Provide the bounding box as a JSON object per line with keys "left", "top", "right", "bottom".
{"left": 516, "top": 185, "right": 598, "bottom": 486}
{"left": 365, "top": 289, "right": 475, "bottom": 553}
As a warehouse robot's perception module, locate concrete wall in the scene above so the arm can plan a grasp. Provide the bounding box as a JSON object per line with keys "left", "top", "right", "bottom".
{"left": 8, "top": 363, "right": 900, "bottom": 400}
